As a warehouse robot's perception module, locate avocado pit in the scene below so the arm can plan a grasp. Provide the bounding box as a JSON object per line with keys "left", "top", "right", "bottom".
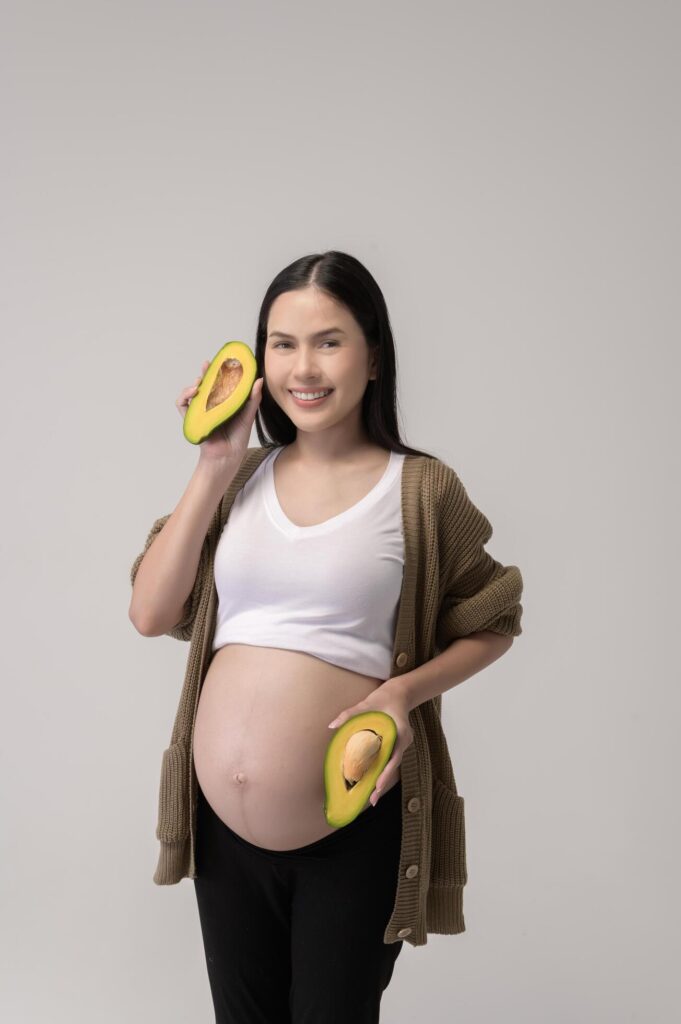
{"left": 342, "top": 729, "right": 382, "bottom": 789}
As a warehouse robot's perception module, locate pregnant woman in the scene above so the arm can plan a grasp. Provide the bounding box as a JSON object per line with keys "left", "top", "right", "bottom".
{"left": 129, "top": 251, "right": 524, "bottom": 1023}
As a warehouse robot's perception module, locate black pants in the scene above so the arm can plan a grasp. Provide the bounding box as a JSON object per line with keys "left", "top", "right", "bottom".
{"left": 193, "top": 776, "right": 405, "bottom": 1024}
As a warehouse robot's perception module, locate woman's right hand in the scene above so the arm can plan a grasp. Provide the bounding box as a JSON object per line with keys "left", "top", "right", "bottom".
{"left": 176, "top": 360, "right": 264, "bottom": 466}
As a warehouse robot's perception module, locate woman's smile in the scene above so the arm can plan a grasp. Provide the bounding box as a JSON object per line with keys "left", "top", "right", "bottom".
{"left": 288, "top": 388, "right": 335, "bottom": 407}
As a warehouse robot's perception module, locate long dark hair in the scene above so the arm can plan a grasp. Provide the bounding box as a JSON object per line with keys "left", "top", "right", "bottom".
{"left": 252, "top": 250, "right": 437, "bottom": 460}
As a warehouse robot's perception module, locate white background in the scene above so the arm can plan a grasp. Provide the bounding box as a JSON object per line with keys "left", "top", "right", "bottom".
{"left": 2, "top": 1, "right": 678, "bottom": 1021}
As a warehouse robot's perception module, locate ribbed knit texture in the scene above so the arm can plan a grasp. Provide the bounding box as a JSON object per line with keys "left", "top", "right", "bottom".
{"left": 130, "top": 446, "right": 523, "bottom": 946}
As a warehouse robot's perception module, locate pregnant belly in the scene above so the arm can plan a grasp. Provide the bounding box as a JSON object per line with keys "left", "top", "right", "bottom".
{"left": 192, "top": 643, "right": 400, "bottom": 850}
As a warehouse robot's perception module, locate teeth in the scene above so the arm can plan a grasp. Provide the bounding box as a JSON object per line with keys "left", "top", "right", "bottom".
{"left": 291, "top": 390, "right": 331, "bottom": 400}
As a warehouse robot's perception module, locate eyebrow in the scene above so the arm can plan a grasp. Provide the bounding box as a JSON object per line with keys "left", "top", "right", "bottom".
{"left": 267, "top": 327, "right": 346, "bottom": 340}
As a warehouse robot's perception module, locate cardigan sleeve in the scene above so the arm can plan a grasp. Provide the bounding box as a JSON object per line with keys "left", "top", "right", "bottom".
{"left": 435, "top": 465, "right": 523, "bottom": 647}
{"left": 129, "top": 513, "right": 211, "bottom": 642}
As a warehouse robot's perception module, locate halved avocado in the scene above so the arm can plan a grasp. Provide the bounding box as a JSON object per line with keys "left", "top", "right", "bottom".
{"left": 183, "top": 341, "right": 258, "bottom": 445}
{"left": 323, "top": 711, "right": 397, "bottom": 828}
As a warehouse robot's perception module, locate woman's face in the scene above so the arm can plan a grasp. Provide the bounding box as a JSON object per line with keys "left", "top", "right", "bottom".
{"left": 264, "top": 286, "right": 377, "bottom": 435}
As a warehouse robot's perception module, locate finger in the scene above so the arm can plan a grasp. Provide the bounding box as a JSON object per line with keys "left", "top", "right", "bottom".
{"left": 372, "top": 756, "right": 400, "bottom": 801}
{"left": 371, "top": 774, "right": 389, "bottom": 805}
{"left": 329, "top": 704, "right": 366, "bottom": 728}
{"left": 177, "top": 384, "right": 199, "bottom": 409}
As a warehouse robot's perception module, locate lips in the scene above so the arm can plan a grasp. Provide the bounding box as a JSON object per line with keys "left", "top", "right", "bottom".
{"left": 288, "top": 388, "right": 335, "bottom": 407}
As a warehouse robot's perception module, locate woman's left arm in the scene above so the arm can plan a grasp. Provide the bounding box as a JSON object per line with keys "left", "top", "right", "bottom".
{"left": 382, "top": 630, "right": 514, "bottom": 712}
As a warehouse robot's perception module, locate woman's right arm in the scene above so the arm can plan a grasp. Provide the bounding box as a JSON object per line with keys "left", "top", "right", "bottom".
{"left": 129, "top": 357, "right": 264, "bottom": 639}
{"left": 129, "top": 457, "right": 240, "bottom": 638}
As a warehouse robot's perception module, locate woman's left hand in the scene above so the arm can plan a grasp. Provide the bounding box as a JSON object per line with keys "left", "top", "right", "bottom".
{"left": 327, "top": 683, "right": 414, "bottom": 806}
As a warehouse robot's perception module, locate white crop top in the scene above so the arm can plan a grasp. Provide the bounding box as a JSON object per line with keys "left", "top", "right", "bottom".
{"left": 211, "top": 446, "right": 406, "bottom": 679}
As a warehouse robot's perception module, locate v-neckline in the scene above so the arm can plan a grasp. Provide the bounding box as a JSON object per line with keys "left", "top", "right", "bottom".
{"left": 264, "top": 445, "right": 401, "bottom": 538}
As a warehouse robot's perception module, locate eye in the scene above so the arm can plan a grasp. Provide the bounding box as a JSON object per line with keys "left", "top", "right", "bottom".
{"left": 273, "top": 340, "right": 339, "bottom": 349}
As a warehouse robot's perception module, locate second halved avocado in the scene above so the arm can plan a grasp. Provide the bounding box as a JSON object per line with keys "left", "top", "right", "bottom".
{"left": 323, "top": 711, "right": 397, "bottom": 828}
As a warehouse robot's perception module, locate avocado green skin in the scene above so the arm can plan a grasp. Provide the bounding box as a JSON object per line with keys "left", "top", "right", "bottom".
{"left": 183, "top": 340, "right": 257, "bottom": 445}
{"left": 323, "top": 711, "right": 397, "bottom": 829}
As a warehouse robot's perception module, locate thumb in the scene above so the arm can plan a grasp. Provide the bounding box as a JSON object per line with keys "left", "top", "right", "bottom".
{"left": 328, "top": 706, "right": 353, "bottom": 729}
{"left": 246, "top": 378, "right": 262, "bottom": 415}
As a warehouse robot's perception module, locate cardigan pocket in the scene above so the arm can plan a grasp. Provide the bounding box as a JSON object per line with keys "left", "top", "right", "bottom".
{"left": 155, "top": 741, "right": 190, "bottom": 843}
{"left": 430, "top": 777, "right": 467, "bottom": 887}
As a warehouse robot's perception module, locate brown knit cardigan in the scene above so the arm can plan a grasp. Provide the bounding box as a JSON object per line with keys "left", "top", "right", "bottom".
{"left": 130, "top": 446, "right": 523, "bottom": 946}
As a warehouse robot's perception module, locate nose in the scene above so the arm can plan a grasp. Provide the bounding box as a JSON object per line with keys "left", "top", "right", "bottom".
{"left": 294, "top": 352, "right": 322, "bottom": 379}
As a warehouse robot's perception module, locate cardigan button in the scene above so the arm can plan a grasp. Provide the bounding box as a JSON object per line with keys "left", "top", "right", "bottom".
{"left": 405, "top": 864, "right": 419, "bottom": 879}
{"left": 395, "top": 652, "right": 408, "bottom": 667}
{"left": 397, "top": 927, "right": 412, "bottom": 938}
{"left": 407, "top": 797, "right": 421, "bottom": 812}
